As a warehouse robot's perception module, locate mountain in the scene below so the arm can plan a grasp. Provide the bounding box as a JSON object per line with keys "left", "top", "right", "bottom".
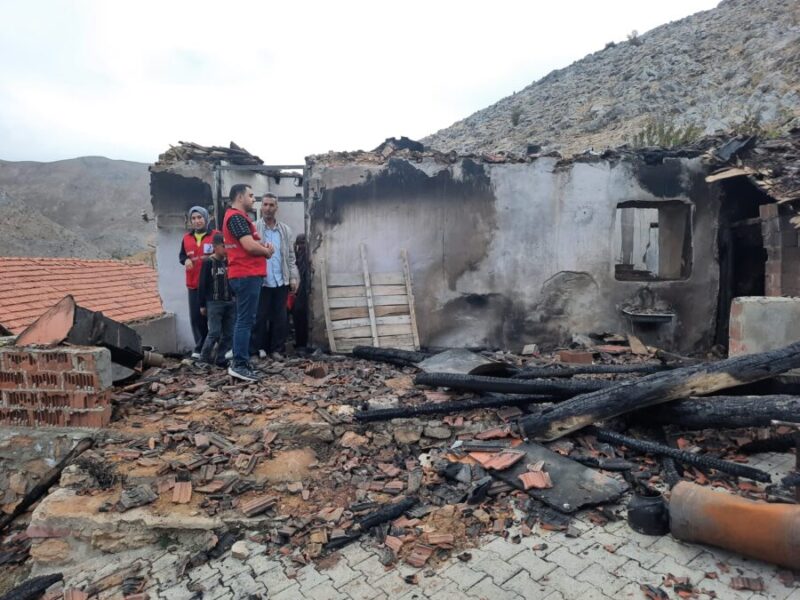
{"left": 423, "top": 0, "right": 800, "bottom": 156}
{"left": 0, "top": 156, "right": 154, "bottom": 258}
{"left": 0, "top": 192, "right": 110, "bottom": 259}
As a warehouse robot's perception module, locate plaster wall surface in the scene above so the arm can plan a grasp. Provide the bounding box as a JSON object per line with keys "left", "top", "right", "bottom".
{"left": 307, "top": 156, "right": 719, "bottom": 352}
{"left": 729, "top": 296, "right": 800, "bottom": 356}
{"left": 130, "top": 313, "right": 178, "bottom": 355}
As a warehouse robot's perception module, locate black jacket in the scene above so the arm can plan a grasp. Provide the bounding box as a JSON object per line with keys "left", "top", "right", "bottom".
{"left": 198, "top": 255, "right": 233, "bottom": 307}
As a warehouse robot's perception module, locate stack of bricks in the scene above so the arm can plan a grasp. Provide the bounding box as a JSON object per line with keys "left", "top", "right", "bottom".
{"left": 0, "top": 346, "right": 113, "bottom": 428}
{"left": 761, "top": 203, "right": 800, "bottom": 297}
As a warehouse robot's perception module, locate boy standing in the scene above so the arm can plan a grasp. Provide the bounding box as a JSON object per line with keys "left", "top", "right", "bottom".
{"left": 198, "top": 234, "right": 235, "bottom": 367}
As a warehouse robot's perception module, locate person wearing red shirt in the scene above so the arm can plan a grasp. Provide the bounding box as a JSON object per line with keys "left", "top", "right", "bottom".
{"left": 223, "top": 184, "right": 274, "bottom": 381}
{"left": 179, "top": 206, "right": 218, "bottom": 358}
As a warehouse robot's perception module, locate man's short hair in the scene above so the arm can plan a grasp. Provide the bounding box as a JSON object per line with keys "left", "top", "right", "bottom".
{"left": 229, "top": 184, "right": 250, "bottom": 203}
{"left": 263, "top": 193, "right": 278, "bottom": 201}
{"left": 212, "top": 233, "right": 225, "bottom": 245}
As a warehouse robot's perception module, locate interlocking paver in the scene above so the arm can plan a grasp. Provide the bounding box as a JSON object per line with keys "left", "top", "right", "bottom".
{"left": 502, "top": 570, "right": 552, "bottom": 600}
{"left": 481, "top": 537, "right": 527, "bottom": 561}
{"left": 338, "top": 576, "right": 383, "bottom": 600}
{"left": 302, "top": 581, "right": 348, "bottom": 600}
{"left": 575, "top": 562, "right": 630, "bottom": 596}
{"left": 468, "top": 548, "right": 522, "bottom": 584}
{"left": 256, "top": 565, "right": 295, "bottom": 595}
{"left": 545, "top": 547, "right": 593, "bottom": 577}
{"left": 270, "top": 583, "right": 304, "bottom": 600}
{"left": 509, "top": 549, "right": 557, "bottom": 581}
{"left": 320, "top": 556, "right": 360, "bottom": 588}
{"left": 442, "top": 560, "right": 488, "bottom": 590}
{"left": 295, "top": 564, "right": 332, "bottom": 591}
{"left": 649, "top": 555, "right": 707, "bottom": 585}
{"left": 466, "top": 576, "right": 523, "bottom": 600}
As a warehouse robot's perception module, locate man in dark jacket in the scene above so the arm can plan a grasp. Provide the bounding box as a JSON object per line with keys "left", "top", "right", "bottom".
{"left": 198, "top": 234, "right": 235, "bottom": 367}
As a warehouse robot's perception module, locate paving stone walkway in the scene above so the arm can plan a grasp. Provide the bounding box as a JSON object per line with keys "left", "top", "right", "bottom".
{"left": 50, "top": 451, "right": 800, "bottom": 600}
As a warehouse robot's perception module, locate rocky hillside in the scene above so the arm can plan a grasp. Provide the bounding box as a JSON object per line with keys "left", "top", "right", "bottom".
{"left": 0, "top": 156, "right": 154, "bottom": 258}
{"left": 424, "top": 0, "right": 800, "bottom": 156}
{"left": 0, "top": 192, "right": 110, "bottom": 259}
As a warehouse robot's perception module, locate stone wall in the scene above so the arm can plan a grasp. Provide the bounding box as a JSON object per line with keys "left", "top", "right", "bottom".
{"left": 0, "top": 346, "right": 113, "bottom": 427}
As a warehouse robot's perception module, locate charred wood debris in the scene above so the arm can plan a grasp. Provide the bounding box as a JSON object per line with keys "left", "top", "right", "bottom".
{"left": 4, "top": 332, "right": 800, "bottom": 587}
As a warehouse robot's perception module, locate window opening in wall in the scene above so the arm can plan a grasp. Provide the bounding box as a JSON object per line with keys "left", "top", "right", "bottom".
{"left": 613, "top": 200, "right": 693, "bottom": 281}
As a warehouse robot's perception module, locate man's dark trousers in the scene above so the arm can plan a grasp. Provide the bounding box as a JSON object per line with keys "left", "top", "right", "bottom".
{"left": 200, "top": 300, "right": 235, "bottom": 365}
{"left": 252, "top": 285, "right": 290, "bottom": 354}
{"left": 187, "top": 288, "right": 208, "bottom": 354}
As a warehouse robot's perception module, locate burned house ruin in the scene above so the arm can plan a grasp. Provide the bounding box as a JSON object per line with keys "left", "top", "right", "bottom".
{"left": 148, "top": 132, "right": 800, "bottom": 356}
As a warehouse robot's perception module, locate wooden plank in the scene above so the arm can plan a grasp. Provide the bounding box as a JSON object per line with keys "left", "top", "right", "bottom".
{"left": 376, "top": 305, "right": 410, "bottom": 317}
{"left": 328, "top": 295, "right": 408, "bottom": 309}
{"left": 328, "top": 272, "right": 405, "bottom": 287}
{"left": 327, "top": 273, "right": 364, "bottom": 287}
{"left": 360, "top": 244, "right": 380, "bottom": 347}
{"left": 331, "top": 305, "right": 410, "bottom": 320}
{"left": 371, "top": 285, "right": 407, "bottom": 296}
{"left": 371, "top": 272, "right": 405, "bottom": 285}
{"left": 320, "top": 258, "right": 337, "bottom": 352}
{"left": 335, "top": 338, "right": 377, "bottom": 352}
{"left": 334, "top": 326, "right": 373, "bottom": 339}
{"left": 330, "top": 307, "right": 369, "bottom": 321}
{"left": 327, "top": 286, "right": 366, "bottom": 298}
{"left": 334, "top": 324, "right": 412, "bottom": 340}
{"left": 331, "top": 315, "right": 411, "bottom": 331}
{"left": 375, "top": 334, "right": 415, "bottom": 348}
{"left": 401, "top": 249, "right": 421, "bottom": 350}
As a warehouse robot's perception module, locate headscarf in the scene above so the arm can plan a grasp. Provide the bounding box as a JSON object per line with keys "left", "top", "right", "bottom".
{"left": 189, "top": 206, "right": 209, "bottom": 232}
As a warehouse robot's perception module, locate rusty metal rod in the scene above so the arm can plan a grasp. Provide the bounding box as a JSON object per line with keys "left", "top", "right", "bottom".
{"left": 592, "top": 428, "right": 771, "bottom": 482}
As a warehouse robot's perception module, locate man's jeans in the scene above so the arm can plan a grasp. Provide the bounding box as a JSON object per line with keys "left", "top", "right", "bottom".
{"left": 200, "top": 300, "right": 235, "bottom": 365}
{"left": 228, "top": 276, "right": 262, "bottom": 368}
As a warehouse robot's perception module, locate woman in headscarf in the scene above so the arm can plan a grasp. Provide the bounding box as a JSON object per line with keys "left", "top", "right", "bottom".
{"left": 179, "top": 205, "right": 219, "bottom": 358}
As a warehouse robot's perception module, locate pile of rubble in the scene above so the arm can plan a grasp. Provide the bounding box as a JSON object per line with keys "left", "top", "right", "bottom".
{"left": 154, "top": 141, "right": 263, "bottom": 167}
{"left": 3, "top": 329, "right": 800, "bottom": 599}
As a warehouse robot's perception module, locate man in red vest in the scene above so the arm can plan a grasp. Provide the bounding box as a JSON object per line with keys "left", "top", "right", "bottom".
{"left": 179, "top": 206, "right": 219, "bottom": 358}
{"left": 223, "top": 184, "right": 274, "bottom": 381}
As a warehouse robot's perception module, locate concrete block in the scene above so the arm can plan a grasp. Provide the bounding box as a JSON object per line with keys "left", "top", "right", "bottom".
{"left": 729, "top": 297, "right": 800, "bottom": 356}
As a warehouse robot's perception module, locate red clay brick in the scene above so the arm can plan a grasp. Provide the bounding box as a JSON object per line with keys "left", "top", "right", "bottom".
{"left": 557, "top": 349, "right": 595, "bottom": 364}
{"left": 28, "top": 371, "right": 62, "bottom": 390}
{"left": 63, "top": 371, "right": 98, "bottom": 392}
{"left": 0, "top": 371, "right": 25, "bottom": 390}
{"left": 37, "top": 351, "right": 72, "bottom": 371}
{"left": 1, "top": 351, "right": 36, "bottom": 372}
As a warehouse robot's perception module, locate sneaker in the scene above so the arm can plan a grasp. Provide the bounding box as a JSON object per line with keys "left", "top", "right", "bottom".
{"left": 228, "top": 364, "right": 260, "bottom": 382}
{"left": 270, "top": 352, "right": 284, "bottom": 361}
{"left": 191, "top": 352, "right": 201, "bottom": 359}
{"left": 224, "top": 350, "right": 233, "bottom": 360}
{"left": 258, "top": 349, "right": 267, "bottom": 359}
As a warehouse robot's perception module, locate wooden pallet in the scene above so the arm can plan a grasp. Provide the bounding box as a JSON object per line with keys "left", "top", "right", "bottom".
{"left": 322, "top": 245, "right": 420, "bottom": 352}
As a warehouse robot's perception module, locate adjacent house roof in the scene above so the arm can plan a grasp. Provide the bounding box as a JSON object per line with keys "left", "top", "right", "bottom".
{"left": 0, "top": 257, "right": 164, "bottom": 335}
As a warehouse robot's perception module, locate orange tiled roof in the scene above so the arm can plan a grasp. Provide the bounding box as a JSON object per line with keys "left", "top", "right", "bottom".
{"left": 0, "top": 257, "right": 164, "bottom": 334}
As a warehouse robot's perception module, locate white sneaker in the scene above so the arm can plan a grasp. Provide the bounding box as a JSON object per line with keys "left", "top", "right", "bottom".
{"left": 224, "top": 350, "right": 233, "bottom": 360}
{"left": 258, "top": 349, "right": 267, "bottom": 359}
{"left": 191, "top": 352, "right": 201, "bottom": 359}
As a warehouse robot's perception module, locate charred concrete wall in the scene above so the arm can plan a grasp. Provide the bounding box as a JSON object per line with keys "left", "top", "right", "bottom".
{"left": 307, "top": 155, "right": 720, "bottom": 353}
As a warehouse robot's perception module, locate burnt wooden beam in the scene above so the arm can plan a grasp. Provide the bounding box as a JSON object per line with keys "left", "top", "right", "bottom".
{"left": 354, "top": 394, "right": 554, "bottom": 422}
{"left": 520, "top": 341, "right": 800, "bottom": 441}
{"left": 513, "top": 363, "right": 671, "bottom": 379}
{"left": 0, "top": 575, "right": 63, "bottom": 600}
{"left": 632, "top": 395, "right": 800, "bottom": 429}
{"left": 592, "top": 428, "right": 771, "bottom": 482}
{"left": 415, "top": 372, "right": 612, "bottom": 397}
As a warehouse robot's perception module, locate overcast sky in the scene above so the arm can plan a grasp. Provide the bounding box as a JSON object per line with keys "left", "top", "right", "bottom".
{"left": 0, "top": 0, "right": 719, "bottom": 165}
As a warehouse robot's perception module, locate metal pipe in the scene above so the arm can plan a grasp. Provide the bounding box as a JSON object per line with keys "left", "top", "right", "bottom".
{"left": 670, "top": 481, "right": 800, "bottom": 570}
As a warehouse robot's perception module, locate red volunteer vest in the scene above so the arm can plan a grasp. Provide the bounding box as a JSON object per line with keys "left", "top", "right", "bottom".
{"left": 223, "top": 208, "right": 267, "bottom": 279}
{"left": 182, "top": 229, "right": 218, "bottom": 289}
